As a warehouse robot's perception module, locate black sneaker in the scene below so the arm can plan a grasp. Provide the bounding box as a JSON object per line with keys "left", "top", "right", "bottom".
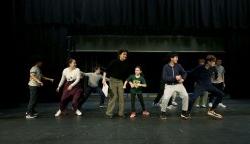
{"left": 160, "top": 112, "right": 167, "bottom": 120}
{"left": 181, "top": 111, "right": 191, "bottom": 120}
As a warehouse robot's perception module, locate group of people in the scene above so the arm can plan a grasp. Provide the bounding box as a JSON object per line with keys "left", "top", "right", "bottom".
{"left": 26, "top": 49, "right": 227, "bottom": 120}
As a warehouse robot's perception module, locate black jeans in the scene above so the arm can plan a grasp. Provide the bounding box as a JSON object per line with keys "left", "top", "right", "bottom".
{"left": 79, "top": 86, "right": 105, "bottom": 107}
{"left": 189, "top": 84, "right": 224, "bottom": 111}
{"left": 209, "top": 82, "right": 224, "bottom": 103}
{"left": 27, "top": 86, "right": 39, "bottom": 114}
{"left": 131, "top": 93, "right": 146, "bottom": 112}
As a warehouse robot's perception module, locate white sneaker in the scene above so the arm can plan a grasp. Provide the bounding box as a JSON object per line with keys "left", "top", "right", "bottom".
{"left": 75, "top": 109, "right": 82, "bottom": 116}
{"left": 55, "top": 110, "right": 62, "bottom": 117}
{"left": 201, "top": 105, "right": 206, "bottom": 108}
{"left": 195, "top": 105, "right": 200, "bottom": 108}
{"left": 172, "top": 101, "right": 178, "bottom": 106}
{"left": 25, "top": 114, "right": 37, "bottom": 119}
{"left": 166, "top": 105, "right": 174, "bottom": 110}
{"left": 208, "top": 103, "right": 213, "bottom": 108}
{"left": 218, "top": 103, "right": 227, "bottom": 108}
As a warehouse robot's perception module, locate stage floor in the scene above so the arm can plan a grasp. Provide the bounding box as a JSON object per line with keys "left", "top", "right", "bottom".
{"left": 1, "top": 96, "right": 250, "bottom": 144}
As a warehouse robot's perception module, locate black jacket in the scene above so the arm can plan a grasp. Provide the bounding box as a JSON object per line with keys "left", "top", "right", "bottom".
{"left": 162, "top": 63, "right": 187, "bottom": 84}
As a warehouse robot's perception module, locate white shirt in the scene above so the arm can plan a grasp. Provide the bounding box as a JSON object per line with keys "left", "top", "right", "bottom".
{"left": 28, "top": 66, "right": 42, "bottom": 86}
{"left": 58, "top": 67, "right": 81, "bottom": 88}
{"left": 212, "top": 65, "right": 225, "bottom": 83}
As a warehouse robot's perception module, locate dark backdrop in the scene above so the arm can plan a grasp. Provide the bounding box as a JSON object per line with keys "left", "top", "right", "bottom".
{"left": 6, "top": 0, "right": 250, "bottom": 108}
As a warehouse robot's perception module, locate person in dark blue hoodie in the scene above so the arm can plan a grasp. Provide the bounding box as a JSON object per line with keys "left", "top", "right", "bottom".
{"left": 188, "top": 55, "right": 224, "bottom": 119}
{"left": 160, "top": 53, "right": 190, "bottom": 120}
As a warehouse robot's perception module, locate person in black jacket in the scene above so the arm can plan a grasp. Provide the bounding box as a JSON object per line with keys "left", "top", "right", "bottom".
{"left": 188, "top": 55, "right": 224, "bottom": 119}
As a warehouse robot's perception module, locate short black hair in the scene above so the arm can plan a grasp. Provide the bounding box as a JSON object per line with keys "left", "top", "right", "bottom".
{"left": 117, "top": 49, "right": 128, "bottom": 56}
{"left": 168, "top": 52, "right": 178, "bottom": 59}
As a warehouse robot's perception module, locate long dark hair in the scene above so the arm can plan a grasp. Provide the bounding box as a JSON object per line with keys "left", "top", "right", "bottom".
{"left": 67, "top": 58, "right": 75, "bottom": 66}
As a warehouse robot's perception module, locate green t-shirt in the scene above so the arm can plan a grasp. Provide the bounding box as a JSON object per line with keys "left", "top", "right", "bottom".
{"left": 127, "top": 75, "right": 146, "bottom": 94}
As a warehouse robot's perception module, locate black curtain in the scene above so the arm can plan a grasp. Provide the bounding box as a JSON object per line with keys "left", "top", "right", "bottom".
{"left": 24, "top": 0, "right": 249, "bottom": 29}
{"left": 6, "top": 0, "right": 250, "bottom": 108}
{"left": 224, "top": 31, "right": 249, "bottom": 99}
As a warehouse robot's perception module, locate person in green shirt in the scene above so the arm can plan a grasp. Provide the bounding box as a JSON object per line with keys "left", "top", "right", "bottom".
{"left": 123, "top": 66, "right": 150, "bottom": 118}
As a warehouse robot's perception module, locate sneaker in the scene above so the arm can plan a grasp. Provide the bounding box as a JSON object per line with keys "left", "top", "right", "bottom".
{"left": 142, "top": 111, "right": 150, "bottom": 116}
{"left": 32, "top": 111, "right": 39, "bottom": 116}
{"left": 99, "top": 104, "right": 106, "bottom": 108}
{"left": 75, "top": 109, "right": 82, "bottom": 116}
{"left": 218, "top": 103, "right": 227, "bottom": 108}
{"left": 195, "top": 104, "right": 200, "bottom": 108}
{"left": 26, "top": 111, "right": 39, "bottom": 116}
{"left": 181, "top": 112, "right": 191, "bottom": 120}
{"left": 166, "top": 105, "right": 174, "bottom": 110}
{"left": 118, "top": 115, "right": 126, "bottom": 119}
{"left": 25, "top": 114, "right": 37, "bottom": 119}
{"left": 55, "top": 109, "right": 62, "bottom": 117}
{"left": 130, "top": 112, "right": 136, "bottom": 118}
{"left": 172, "top": 101, "right": 178, "bottom": 106}
{"left": 208, "top": 103, "right": 213, "bottom": 108}
{"left": 201, "top": 105, "right": 207, "bottom": 108}
{"left": 152, "top": 102, "right": 160, "bottom": 107}
{"left": 105, "top": 114, "right": 113, "bottom": 119}
{"left": 160, "top": 112, "right": 167, "bottom": 120}
{"left": 207, "top": 110, "right": 223, "bottom": 119}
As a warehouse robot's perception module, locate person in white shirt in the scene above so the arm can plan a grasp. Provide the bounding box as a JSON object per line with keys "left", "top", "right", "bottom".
{"left": 26, "top": 59, "right": 54, "bottom": 119}
{"left": 55, "top": 58, "right": 83, "bottom": 117}
{"left": 209, "top": 59, "right": 227, "bottom": 108}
